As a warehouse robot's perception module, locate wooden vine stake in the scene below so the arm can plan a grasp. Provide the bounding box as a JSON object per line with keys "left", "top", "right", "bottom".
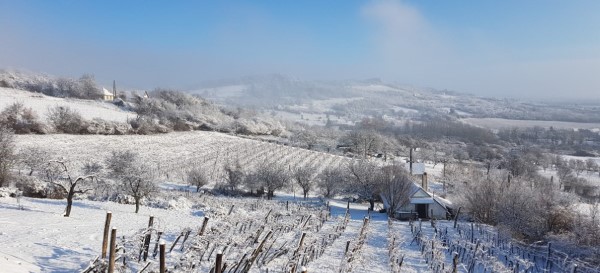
{"left": 141, "top": 215, "right": 154, "bottom": 261}
{"left": 215, "top": 250, "right": 223, "bottom": 273}
{"left": 108, "top": 228, "right": 117, "bottom": 273}
{"left": 198, "top": 216, "right": 210, "bottom": 236}
{"left": 101, "top": 211, "right": 112, "bottom": 259}
{"left": 159, "top": 241, "right": 166, "bottom": 273}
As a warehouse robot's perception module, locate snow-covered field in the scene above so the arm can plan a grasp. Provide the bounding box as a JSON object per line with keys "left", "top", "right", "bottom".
{"left": 0, "top": 87, "right": 134, "bottom": 123}
{"left": 14, "top": 131, "right": 352, "bottom": 185}
{"left": 463, "top": 117, "right": 600, "bottom": 130}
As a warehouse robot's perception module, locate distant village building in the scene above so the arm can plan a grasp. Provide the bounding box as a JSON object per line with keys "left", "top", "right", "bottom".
{"left": 101, "top": 87, "right": 115, "bottom": 101}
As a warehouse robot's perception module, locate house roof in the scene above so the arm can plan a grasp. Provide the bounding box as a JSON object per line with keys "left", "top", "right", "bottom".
{"left": 102, "top": 88, "right": 114, "bottom": 96}
{"left": 381, "top": 181, "right": 452, "bottom": 212}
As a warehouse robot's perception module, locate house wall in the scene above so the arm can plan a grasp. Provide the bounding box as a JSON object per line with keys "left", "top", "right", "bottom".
{"left": 396, "top": 202, "right": 447, "bottom": 219}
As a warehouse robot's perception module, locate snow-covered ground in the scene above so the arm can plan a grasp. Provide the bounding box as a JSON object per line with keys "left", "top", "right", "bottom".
{"left": 0, "top": 195, "right": 201, "bottom": 273}
{"left": 0, "top": 87, "right": 134, "bottom": 123}
{"left": 14, "top": 131, "right": 352, "bottom": 185}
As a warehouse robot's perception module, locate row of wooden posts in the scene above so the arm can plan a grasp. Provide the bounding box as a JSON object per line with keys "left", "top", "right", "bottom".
{"left": 98, "top": 211, "right": 310, "bottom": 273}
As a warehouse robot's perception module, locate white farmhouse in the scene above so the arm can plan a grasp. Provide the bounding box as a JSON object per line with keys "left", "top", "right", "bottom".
{"left": 101, "top": 87, "right": 115, "bottom": 101}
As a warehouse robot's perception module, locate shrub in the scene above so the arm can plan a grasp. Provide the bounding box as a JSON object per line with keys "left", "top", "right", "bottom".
{"left": 46, "top": 106, "right": 88, "bottom": 133}
{"left": 0, "top": 102, "right": 46, "bottom": 134}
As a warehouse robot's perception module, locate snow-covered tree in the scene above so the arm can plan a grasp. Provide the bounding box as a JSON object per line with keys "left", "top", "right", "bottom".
{"left": 0, "top": 126, "right": 15, "bottom": 187}
{"left": 346, "top": 159, "right": 381, "bottom": 210}
{"left": 292, "top": 166, "right": 317, "bottom": 199}
{"left": 106, "top": 150, "right": 157, "bottom": 213}
{"left": 318, "top": 167, "right": 345, "bottom": 198}
{"left": 379, "top": 165, "right": 413, "bottom": 216}
{"left": 255, "top": 162, "right": 290, "bottom": 200}
{"left": 43, "top": 160, "right": 96, "bottom": 217}
{"left": 223, "top": 160, "right": 245, "bottom": 192}
{"left": 187, "top": 167, "right": 208, "bottom": 192}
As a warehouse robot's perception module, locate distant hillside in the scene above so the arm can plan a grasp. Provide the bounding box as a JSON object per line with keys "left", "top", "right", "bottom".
{"left": 0, "top": 87, "right": 133, "bottom": 123}
{"left": 190, "top": 74, "right": 600, "bottom": 125}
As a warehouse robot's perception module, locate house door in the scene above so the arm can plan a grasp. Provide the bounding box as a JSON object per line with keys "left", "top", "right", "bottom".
{"left": 416, "top": 204, "right": 428, "bottom": 219}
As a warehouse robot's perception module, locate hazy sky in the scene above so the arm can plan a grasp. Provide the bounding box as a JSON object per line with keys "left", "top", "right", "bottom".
{"left": 1, "top": 0, "right": 599, "bottom": 99}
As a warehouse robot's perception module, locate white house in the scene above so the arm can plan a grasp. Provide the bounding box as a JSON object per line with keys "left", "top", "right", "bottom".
{"left": 101, "top": 87, "right": 115, "bottom": 101}
{"left": 381, "top": 174, "right": 452, "bottom": 220}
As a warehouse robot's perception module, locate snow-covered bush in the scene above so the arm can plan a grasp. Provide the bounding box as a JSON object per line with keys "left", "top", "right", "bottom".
{"left": 0, "top": 102, "right": 46, "bottom": 134}
{"left": 0, "top": 126, "right": 15, "bottom": 187}
{"left": 46, "top": 106, "right": 88, "bottom": 134}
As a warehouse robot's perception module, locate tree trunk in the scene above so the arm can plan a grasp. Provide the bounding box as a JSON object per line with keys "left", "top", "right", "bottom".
{"left": 135, "top": 197, "right": 140, "bottom": 213}
{"left": 196, "top": 184, "right": 200, "bottom": 192}
{"left": 267, "top": 190, "right": 274, "bottom": 200}
{"left": 303, "top": 190, "right": 308, "bottom": 199}
{"left": 368, "top": 199, "right": 375, "bottom": 211}
{"left": 65, "top": 186, "right": 75, "bottom": 217}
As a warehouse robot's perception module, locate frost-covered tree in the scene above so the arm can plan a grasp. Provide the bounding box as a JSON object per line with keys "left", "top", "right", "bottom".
{"left": 340, "top": 130, "right": 382, "bottom": 158}
{"left": 106, "top": 150, "right": 156, "bottom": 213}
{"left": 346, "top": 159, "right": 381, "bottom": 211}
{"left": 187, "top": 167, "right": 208, "bottom": 192}
{"left": 256, "top": 162, "right": 290, "bottom": 200}
{"left": 318, "top": 167, "right": 345, "bottom": 198}
{"left": 223, "top": 160, "right": 245, "bottom": 192}
{"left": 379, "top": 165, "right": 413, "bottom": 216}
{"left": 43, "top": 160, "right": 96, "bottom": 217}
{"left": 292, "top": 166, "right": 316, "bottom": 199}
{"left": 586, "top": 159, "right": 598, "bottom": 174}
{"left": 0, "top": 126, "right": 15, "bottom": 187}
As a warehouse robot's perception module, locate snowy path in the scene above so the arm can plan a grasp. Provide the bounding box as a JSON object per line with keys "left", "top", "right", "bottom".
{"left": 307, "top": 201, "right": 368, "bottom": 272}
{"left": 389, "top": 220, "right": 431, "bottom": 272}
{"left": 351, "top": 214, "right": 392, "bottom": 273}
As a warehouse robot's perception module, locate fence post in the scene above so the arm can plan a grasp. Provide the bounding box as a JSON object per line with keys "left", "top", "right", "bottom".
{"left": 452, "top": 252, "right": 458, "bottom": 273}
{"left": 545, "top": 242, "right": 552, "bottom": 273}
{"left": 199, "top": 216, "right": 210, "bottom": 236}
{"left": 141, "top": 215, "right": 154, "bottom": 261}
{"left": 159, "top": 241, "right": 166, "bottom": 273}
{"left": 101, "top": 211, "right": 112, "bottom": 259}
{"left": 108, "top": 228, "right": 117, "bottom": 273}
{"left": 454, "top": 207, "right": 461, "bottom": 229}
{"left": 215, "top": 250, "right": 223, "bottom": 273}
{"left": 344, "top": 240, "right": 351, "bottom": 256}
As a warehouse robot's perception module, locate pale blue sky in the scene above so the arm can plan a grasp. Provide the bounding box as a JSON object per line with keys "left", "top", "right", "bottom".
{"left": 1, "top": 0, "right": 598, "bottom": 99}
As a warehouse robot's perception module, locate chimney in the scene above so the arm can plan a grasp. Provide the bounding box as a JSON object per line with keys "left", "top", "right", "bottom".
{"left": 422, "top": 172, "right": 428, "bottom": 191}
{"left": 409, "top": 148, "right": 413, "bottom": 175}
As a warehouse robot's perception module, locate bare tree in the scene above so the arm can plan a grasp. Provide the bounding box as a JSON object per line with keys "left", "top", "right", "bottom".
{"left": 570, "top": 159, "right": 586, "bottom": 177}
{"left": 43, "top": 160, "right": 95, "bottom": 217}
{"left": 106, "top": 150, "right": 157, "bottom": 213}
{"left": 120, "top": 164, "right": 156, "bottom": 213}
{"left": 292, "top": 166, "right": 317, "bottom": 199}
{"left": 223, "top": 160, "right": 245, "bottom": 192}
{"left": 0, "top": 126, "right": 15, "bottom": 187}
{"left": 256, "top": 162, "right": 290, "bottom": 200}
{"left": 318, "top": 167, "right": 345, "bottom": 198}
{"left": 379, "top": 165, "right": 413, "bottom": 217}
{"left": 187, "top": 167, "right": 208, "bottom": 192}
{"left": 346, "top": 159, "right": 380, "bottom": 211}
{"left": 340, "top": 130, "right": 382, "bottom": 158}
